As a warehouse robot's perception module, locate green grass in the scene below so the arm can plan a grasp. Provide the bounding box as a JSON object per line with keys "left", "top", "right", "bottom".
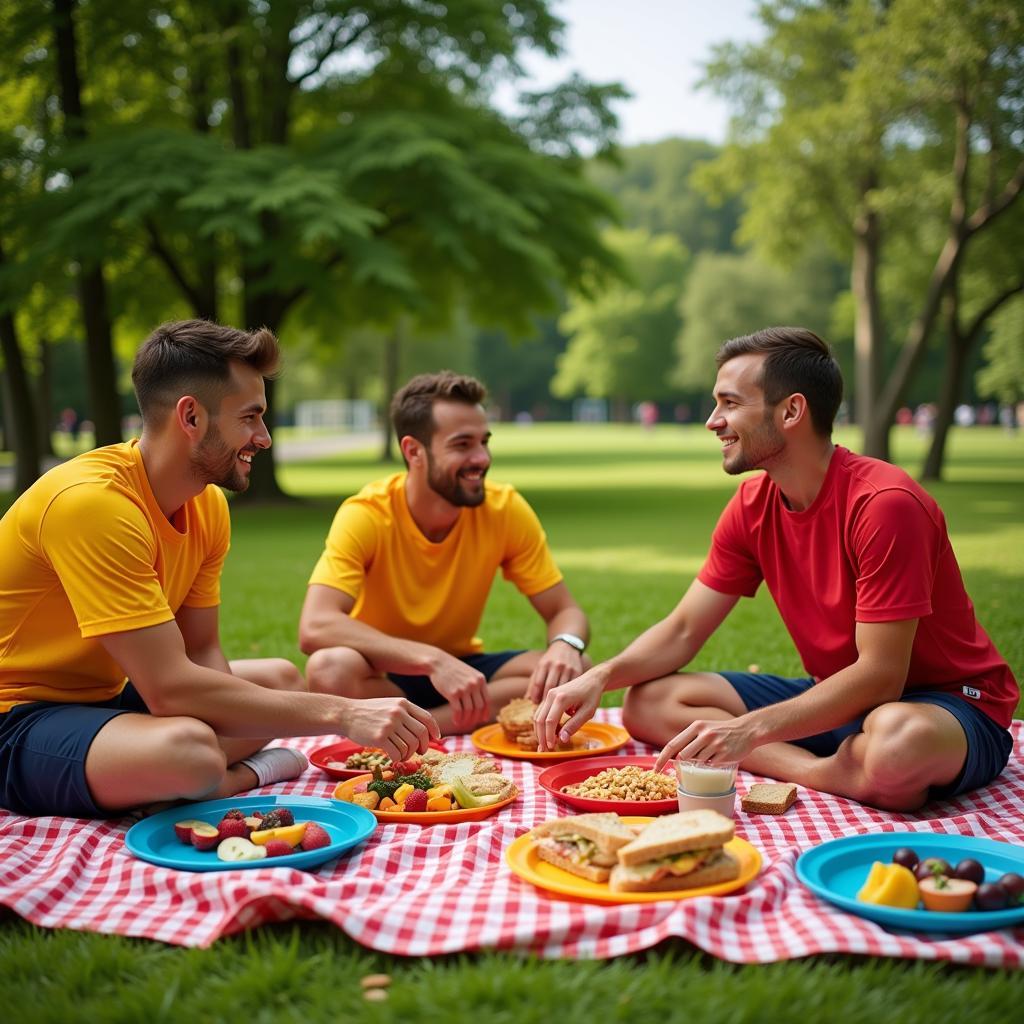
{"left": 2, "top": 423, "right": 1023, "bottom": 1019}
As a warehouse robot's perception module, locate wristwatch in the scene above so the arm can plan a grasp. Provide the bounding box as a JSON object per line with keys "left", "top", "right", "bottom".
{"left": 550, "top": 632, "right": 586, "bottom": 653}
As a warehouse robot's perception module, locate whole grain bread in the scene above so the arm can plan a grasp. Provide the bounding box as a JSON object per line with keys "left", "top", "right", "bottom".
{"left": 740, "top": 782, "right": 798, "bottom": 815}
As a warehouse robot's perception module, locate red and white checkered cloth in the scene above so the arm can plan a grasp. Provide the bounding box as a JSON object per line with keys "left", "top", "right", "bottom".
{"left": 2, "top": 710, "right": 1022, "bottom": 964}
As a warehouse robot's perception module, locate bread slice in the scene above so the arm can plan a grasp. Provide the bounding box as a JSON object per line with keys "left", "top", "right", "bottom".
{"left": 531, "top": 812, "right": 637, "bottom": 852}
{"left": 536, "top": 843, "right": 614, "bottom": 883}
{"left": 608, "top": 849, "right": 740, "bottom": 893}
{"left": 741, "top": 783, "right": 798, "bottom": 815}
{"left": 616, "top": 811, "right": 735, "bottom": 867}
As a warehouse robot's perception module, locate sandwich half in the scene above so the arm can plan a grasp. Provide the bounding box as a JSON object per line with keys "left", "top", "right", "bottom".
{"left": 531, "top": 813, "right": 638, "bottom": 882}
{"left": 609, "top": 810, "right": 740, "bottom": 893}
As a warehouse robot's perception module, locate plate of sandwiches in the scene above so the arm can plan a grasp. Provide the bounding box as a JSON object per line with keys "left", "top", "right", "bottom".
{"left": 309, "top": 739, "right": 449, "bottom": 780}
{"left": 471, "top": 699, "right": 631, "bottom": 760}
{"left": 537, "top": 755, "right": 679, "bottom": 815}
{"left": 505, "top": 810, "right": 761, "bottom": 903}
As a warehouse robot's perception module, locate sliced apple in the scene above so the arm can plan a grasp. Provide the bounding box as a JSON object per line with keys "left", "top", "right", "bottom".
{"left": 249, "top": 822, "right": 308, "bottom": 847}
{"left": 216, "top": 837, "right": 268, "bottom": 862}
{"left": 243, "top": 816, "right": 262, "bottom": 833}
{"left": 190, "top": 822, "right": 221, "bottom": 851}
{"left": 174, "top": 819, "right": 208, "bottom": 845}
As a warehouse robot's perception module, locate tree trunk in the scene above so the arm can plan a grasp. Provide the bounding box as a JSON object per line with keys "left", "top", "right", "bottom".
{"left": 53, "top": 0, "right": 122, "bottom": 447}
{"left": 851, "top": 178, "right": 885, "bottom": 455}
{"left": 380, "top": 325, "right": 401, "bottom": 462}
{"left": 35, "top": 336, "right": 55, "bottom": 457}
{"left": 0, "top": 257, "right": 41, "bottom": 493}
{"left": 920, "top": 294, "right": 968, "bottom": 482}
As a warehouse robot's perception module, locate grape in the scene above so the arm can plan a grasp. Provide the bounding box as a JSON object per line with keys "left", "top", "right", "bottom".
{"left": 974, "top": 882, "right": 1009, "bottom": 911}
{"left": 914, "top": 857, "right": 952, "bottom": 881}
{"left": 953, "top": 858, "right": 985, "bottom": 885}
{"left": 892, "top": 847, "right": 919, "bottom": 870}
{"left": 998, "top": 872, "right": 1024, "bottom": 901}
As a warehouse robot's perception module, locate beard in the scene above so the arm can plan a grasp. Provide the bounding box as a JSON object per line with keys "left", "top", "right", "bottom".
{"left": 723, "top": 412, "right": 785, "bottom": 475}
{"left": 190, "top": 421, "right": 251, "bottom": 492}
{"left": 425, "top": 450, "right": 487, "bottom": 507}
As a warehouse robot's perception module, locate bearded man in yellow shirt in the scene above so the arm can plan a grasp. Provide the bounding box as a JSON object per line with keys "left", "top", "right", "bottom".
{"left": 299, "top": 371, "right": 590, "bottom": 734}
{"left": 0, "top": 320, "right": 437, "bottom": 818}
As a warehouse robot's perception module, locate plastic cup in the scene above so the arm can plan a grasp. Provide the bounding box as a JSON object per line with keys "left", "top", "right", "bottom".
{"left": 674, "top": 759, "right": 739, "bottom": 796}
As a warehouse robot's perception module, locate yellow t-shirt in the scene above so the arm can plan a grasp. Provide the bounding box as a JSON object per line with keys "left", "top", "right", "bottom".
{"left": 0, "top": 441, "right": 230, "bottom": 711}
{"left": 308, "top": 474, "right": 563, "bottom": 656}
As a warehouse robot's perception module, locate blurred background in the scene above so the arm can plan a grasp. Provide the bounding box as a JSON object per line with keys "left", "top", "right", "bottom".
{"left": 1, "top": 0, "right": 1021, "bottom": 498}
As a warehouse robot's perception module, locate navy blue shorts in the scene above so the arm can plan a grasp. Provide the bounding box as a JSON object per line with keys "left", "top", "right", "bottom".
{"left": 0, "top": 683, "right": 150, "bottom": 817}
{"left": 719, "top": 672, "right": 1013, "bottom": 799}
{"left": 388, "top": 650, "right": 526, "bottom": 709}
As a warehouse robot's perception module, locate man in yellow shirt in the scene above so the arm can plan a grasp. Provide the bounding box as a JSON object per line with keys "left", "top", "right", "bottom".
{"left": 299, "top": 371, "right": 590, "bottom": 734}
{"left": 0, "top": 320, "right": 437, "bottom": 818}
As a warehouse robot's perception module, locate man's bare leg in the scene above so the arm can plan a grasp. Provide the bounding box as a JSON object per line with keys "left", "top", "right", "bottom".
{"left": 85, "top": 658, "right": 306, "bottom": 813}
{"left": 622, "top": 672, "right": 967, "bottom": 811}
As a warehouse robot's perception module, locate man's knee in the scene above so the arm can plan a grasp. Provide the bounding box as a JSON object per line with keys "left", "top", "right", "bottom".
{"left": 306, "top": 646, "right": 373, "bottom": 695}
{"left": 855, "top": 704, "right": 958, "bottom": 809}
{"left": 265, "top": 658, "right": 306, "bottom": 693}
{"left": 622, "top": 676, "right": 680, "bottom": 740}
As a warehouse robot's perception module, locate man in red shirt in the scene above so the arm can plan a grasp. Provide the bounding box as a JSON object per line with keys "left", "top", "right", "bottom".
{"left": 534, "top": 327, "right": 1018, "bottom": 809}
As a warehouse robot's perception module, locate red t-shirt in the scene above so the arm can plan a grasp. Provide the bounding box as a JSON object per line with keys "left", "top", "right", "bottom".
{"left": 697, "top": 446, "right": 1018, "bottom": 728}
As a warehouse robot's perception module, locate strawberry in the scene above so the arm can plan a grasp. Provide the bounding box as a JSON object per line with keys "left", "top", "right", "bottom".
{"left": 392, "top": 759, "right": 420, "bottom": 776}
{"left": 275, "top": 808, "right": 295, "bottom": 827}
{"left": 403, "top": 790, "right": 429, "bottom": 813}
{"left": 264, "top": 839, "right": 294, "bottom": 858}
{"left": 300, "top": 823, "right": 331, "bottom": 851}
{"left": 222, "top": 808, "right": 246, "bottom": 821}
{"left": 217, "top": 816, "right": 249, "bottom": 842}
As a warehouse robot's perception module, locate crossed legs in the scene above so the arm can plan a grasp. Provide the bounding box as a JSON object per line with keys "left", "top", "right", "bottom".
{"left": 622, "top": 672, "right": 967, "bottom": 811}
{"left": 84, "top": 658, "right": 306, "bottom": 814}
{"left": 305, "top": 646, "right": 544, "bottom": 735}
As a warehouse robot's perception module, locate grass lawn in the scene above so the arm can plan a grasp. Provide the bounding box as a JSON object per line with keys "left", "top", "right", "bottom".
{"left": 2, "top": 423, "right": 1022, "bottom": 1020}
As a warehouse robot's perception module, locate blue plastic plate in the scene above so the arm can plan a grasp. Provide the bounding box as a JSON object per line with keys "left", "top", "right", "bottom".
{"left": 125, "top": 794, "right": 376, "bottom": 872}
{"left": 796, "top": 833, "right": 1024, "bottom": 933}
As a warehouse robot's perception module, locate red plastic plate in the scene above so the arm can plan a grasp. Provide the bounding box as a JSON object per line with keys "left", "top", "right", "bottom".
{"left": 537, "top": 754, "right": 679, "bottom": 815}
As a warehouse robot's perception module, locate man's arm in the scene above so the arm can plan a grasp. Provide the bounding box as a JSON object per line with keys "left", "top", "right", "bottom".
{"left": 653, "top": 618, "right": 918, "bottom": 770}
{"left": 524, "top": 581, "right": 590, "bottom": 701}
{"left": 298, "top": 583, "right": 490, "bottom": 729}
{"left": 100, "top": 620, "right": 440, "bottom": 761}
{"left": 534, "top": 579, "right": 740, "bottom": 749}
{"left": 175, "top": 604, "right": 232, "bottom": 674}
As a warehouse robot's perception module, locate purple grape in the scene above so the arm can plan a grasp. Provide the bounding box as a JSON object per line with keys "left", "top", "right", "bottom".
{"left": 975, "top": 882, "right": 1010, "bottom": 911}
{"left": 953, "top": 858, "right": 985, "bottom": 885}
{"left": 914, "top": 857, "right": 952, "bottom": 881}
{"left": 998, "top": 873, "right": 1024, "bottom": 902}
{"left": 892, "top": 847, "right": 919, "bottom": 870}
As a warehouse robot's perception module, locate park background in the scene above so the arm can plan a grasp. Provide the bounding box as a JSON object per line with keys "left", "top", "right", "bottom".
{"left": 1, "top": 1, "right": 1023, "bottom": 1019}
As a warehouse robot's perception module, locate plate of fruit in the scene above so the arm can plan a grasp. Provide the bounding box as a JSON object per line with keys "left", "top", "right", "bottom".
{"left": 308, "top": 739, "right": 448, "bottom": 779}
{"left": 124, "top": 795, "right": 376, "bottom": 871}
{"left": 332, "top": 751, "right": 518, "bottom": 823}
{"left": 796, "top": 832, "right": 1024, "bottom": 933}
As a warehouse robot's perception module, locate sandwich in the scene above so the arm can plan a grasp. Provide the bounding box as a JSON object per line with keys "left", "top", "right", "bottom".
{"left": 530, "top": 813, "right": 638, "bottom": 882}
{"left": 497, "top": 697, "right": 574, "bottom": 752}
{"left": 609, "top": 810, "right": 739, "bottom": 893}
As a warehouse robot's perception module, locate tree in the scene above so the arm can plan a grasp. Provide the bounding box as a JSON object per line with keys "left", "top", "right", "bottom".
{"left": 27, "top": 1, "right": 624, "bottom": 497}
{"left": 698, "top": 0, "right": 1024, "bottom": 474}
{"left": 553, "top": 228, "right": 688, "bottom": 417}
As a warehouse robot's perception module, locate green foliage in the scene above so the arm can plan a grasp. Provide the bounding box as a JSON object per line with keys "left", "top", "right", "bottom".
{"left": 553, "top": 228, "right": 688, "bottom": 406}
{"left": 976, "top": 298, "right": 1024, "bottom": 405}
{"left": 589, "top": 137, "right": 744, "bottom": 254}
{"left": 674, "top": 248, "right": 844, "bottom": 392}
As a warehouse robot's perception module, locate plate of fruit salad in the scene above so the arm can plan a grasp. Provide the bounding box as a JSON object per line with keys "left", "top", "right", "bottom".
{"left": 309, "top": 739, "right": 449, "bottom": 779}
{"left": 125, "top": 795, "right": 376, "bottom": 871}
{"left": 332, "top": 751, "right": 518, "bottom": 823}
{"left": 796, "top": 832, "right": 1024, "bottom": 933}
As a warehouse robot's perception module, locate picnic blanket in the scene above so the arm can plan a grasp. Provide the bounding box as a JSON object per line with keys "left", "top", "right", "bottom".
{"left": 2, "top": 709, "right": 1022, "bottom": 965}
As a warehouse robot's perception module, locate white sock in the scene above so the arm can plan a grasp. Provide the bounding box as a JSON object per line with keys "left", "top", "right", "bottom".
{"left": 239, "top": 747, "right": 308, "bottom": 788}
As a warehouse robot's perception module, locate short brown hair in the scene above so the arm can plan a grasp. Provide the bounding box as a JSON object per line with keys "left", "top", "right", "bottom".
{"left": 390, "top": 371, "right": 487, "bottom": 451}
{"left": 131, "top": 319, "right": 279, "bottom": 424}
{"left": 716, "top": 327, "right": 842, "bottom": 436}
